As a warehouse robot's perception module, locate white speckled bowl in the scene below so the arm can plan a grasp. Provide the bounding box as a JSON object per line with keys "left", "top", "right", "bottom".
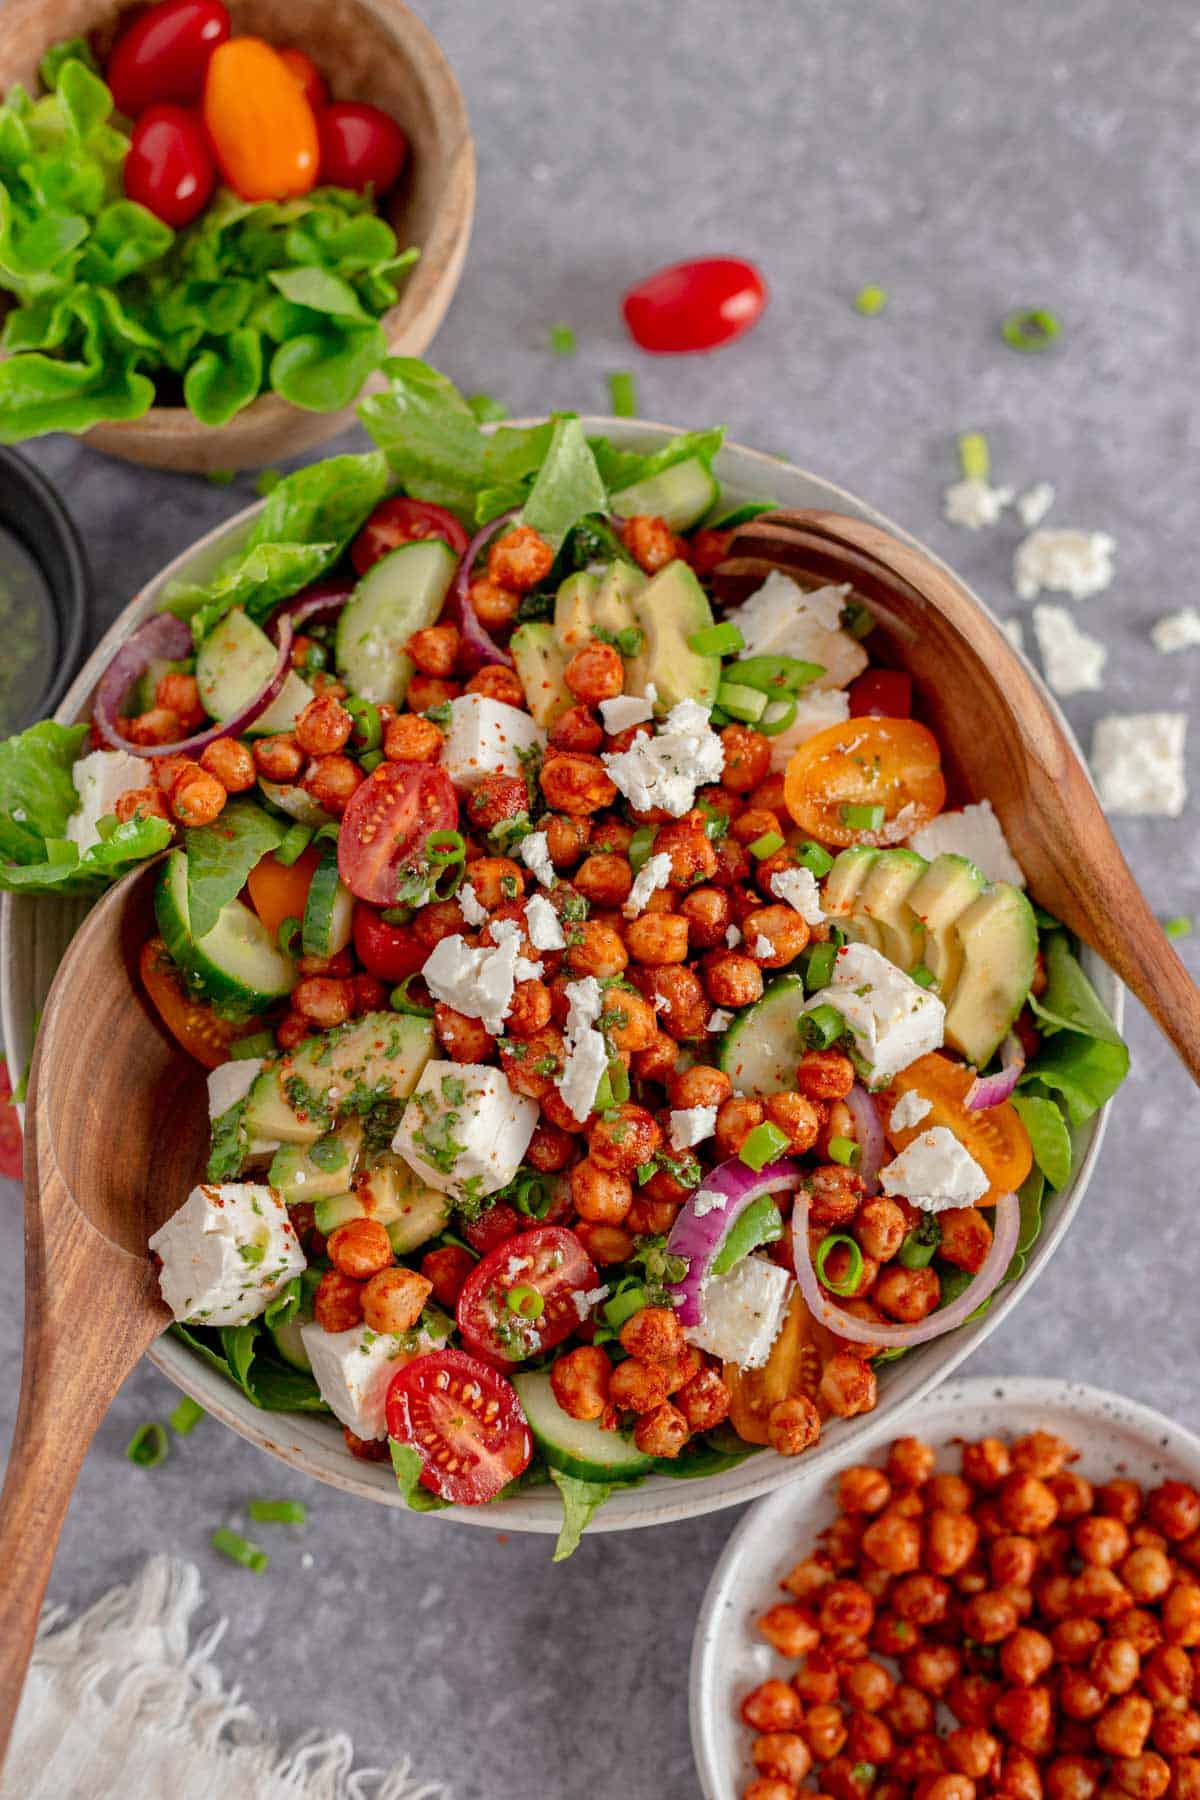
{"left": 0, "top": 423, "right": 1122, "bottom": 1532}
{"left": 690, "top": 1377, "right": 1197, "bottom": 1799}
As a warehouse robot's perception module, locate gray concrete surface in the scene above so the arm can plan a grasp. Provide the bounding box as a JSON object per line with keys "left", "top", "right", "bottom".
{"left": 3, "top": 0, "right": 1199, "bottom": 1794}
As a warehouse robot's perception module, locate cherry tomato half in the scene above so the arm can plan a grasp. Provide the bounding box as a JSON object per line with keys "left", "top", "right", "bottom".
{"left": 883, "top": 1052, "right": 1033, "bottom": 1206}
{"left": 350, "top": 498, "right": 469, "bottom": 576}
{"left": 462, "top": 1202, "right": 525, "bottom": 1257}
{"left": 247, "top": 846, "right": 321, "bottom": 939}
{"left": 338, "top": 762, "right": 458, "bottom": 906}
{"left": 456, "top": 1224, "right": 598, "bottom": 1365}
{"left": 386, "top": 1348, "right": 532, "bottom": 1504}
{"left": 724, "top": 1289, "right": 834, "bottom": 1445}
{"left": 123, "top": 102, "right": 215, "bottom": 227}
{"left": 622, "top": 257, "right": 767, "bottom": 354}
{"left": 139, "top": 936, "right": 261, "bottom": 1070}
{"left": 277, "top": 46, "right": 328, "bottom": 113}
{"left": 0, "top": 1056, "right": 23, "bottom": 1181}
{"left": 203, "top": 37, "right": 319, "bottom": 203}
{"left": 849, "top": 669, "right": 912, "bottom": 720}
{"left": 107, "top": 0, "right": 230, "bottom": 116}
{"left": 351, "top": 901, "right": 427, "bottom": 983}
{"left": 317, "top": 101, "right": 409, "bottom": 196}
{"left": 783, "top": 717, "right": 946, "bottom": 848}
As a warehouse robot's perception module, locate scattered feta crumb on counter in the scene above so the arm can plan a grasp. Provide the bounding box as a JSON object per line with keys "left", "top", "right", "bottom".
{"left": 943, "top": 476, "right": 1014, "bottom": 530}
{"left": 908, "top": 799, "right": 1025, "bottom": 887}
{"left": 525, "top": 893, "right": 565, "bottom": 951}
{"left": 519, "top": 830, "right": 556, "bottom": 888}
{"left": 1032, "top": 604, "right": 1108, "bottom": 696}
{"left": 624, "top": 850, "right": 672, "bottom": 917}
{"left": 602, "top": 697, "right": 725, "bottom": 817}
{"left": 206, "top": 1058, "right": 262, "bottom": 1121}
{"left": 1014, "top": 529, "right": 1116, "bottom": 602}
{"left": 684, "top": 1256, "right": 793, "bottom": 1370}
{"left": 889, "top": 1090, "right": 933, "bottom": 1131}
{"left": 726, "top": 571, "right": 867, "bottom": 693}
{"left": 770, "top": 866, "right": 825, "bottom": 924}
{"left": 64, "top": 749, "right": 149, "bottom": 854}
{"left": 669, "top": 1104, "right": 718, "bottom": 1151}
{"left": 440, "top": 693, "right": 545, "bottom": 788}
{"left": 803, "top": 942, "right": 945, "bottom": 1088}
{"left": 1000, "top": 617, "right": 1025, "bottom": 653}
{"left": 1091, "top": 712, "right": 1188, "bottom": 818}
{"left": 457, "top": 881, "right": 488, "bottom": 926}
{"left": 707, "top": 1008, "right": 733, "bottom": 1033}
{"left": 599, "top": 685, "right": 656, "bottom": 733}
{"left": 1016, "top": 482, "right": 1055, "bottom": 528}
{"left": 149, "top": 1183, "right": 305, "bottom": 1329}
{"left": 300, "top": 1321, "right": 438, "bottom": 1440}
{"left": 393, "top": 1060, "right": 537, "bottom": 1199}
{"left": 766, "top": 689, "right": 851, "bottom": 773}
{"left": 1151, "top": 609, "right": 1200, "bottom": 655}
{"left": 880, "top": 1126, "right": 989, "bottom": 1212}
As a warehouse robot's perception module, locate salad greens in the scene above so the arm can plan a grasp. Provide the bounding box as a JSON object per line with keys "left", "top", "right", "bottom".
{"left": 0, "top": 720, "right": 171, "bottom": 893}
{"left": 183, "top": 801, "right": 287, "bottom": 940}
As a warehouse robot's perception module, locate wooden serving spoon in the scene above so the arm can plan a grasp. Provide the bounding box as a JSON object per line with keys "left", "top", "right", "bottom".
{"left": 0, "top": 860, "right": 209, "bottom": 1760}
{"left": 714, "top": 508, "right": 1200, "bottom": 1084}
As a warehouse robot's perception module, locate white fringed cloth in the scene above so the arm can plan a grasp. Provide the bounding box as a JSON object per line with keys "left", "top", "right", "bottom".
{"left": 3, "top": 1556, "right": 452, "bottom": 1800}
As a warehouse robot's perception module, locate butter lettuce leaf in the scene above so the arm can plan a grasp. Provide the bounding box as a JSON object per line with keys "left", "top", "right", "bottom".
{"left": 246, "top": 450, "right": 389, "bottom": 559}
{"left": 520, "top": 415, "right": 608, "bottom": 552}
{"left": 359, "top": 356, "right": 489, "bottom": 521}
{"left": 184, "top": 800, "right": 287, "bottom": 940}
{"left": 164, "top": 541, "right": 334, "bottom": 642}
{"left": 1029, "top": 934, "right": 1125, "bottom": 1046}
{"left": 1010, "top": 1093, "right": 1073, "bottom": 1191}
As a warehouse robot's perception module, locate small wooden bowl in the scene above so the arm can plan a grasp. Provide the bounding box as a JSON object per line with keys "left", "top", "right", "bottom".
{"left": 0, "top": 0, "right": 475, "bottom": 473}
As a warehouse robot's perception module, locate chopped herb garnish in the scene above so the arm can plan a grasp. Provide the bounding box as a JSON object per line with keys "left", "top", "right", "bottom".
{"left": 1001, "top": 306, "right": 1062, "bottom": 352}
{"left": 1165, "top": 915, "right": 1192, "bottom": 940}
{"left": 958, "top": 431, "right": 990, "bottom": 481}
{"left": 169, "top": 1396, "right": 204, "bottom": 1435}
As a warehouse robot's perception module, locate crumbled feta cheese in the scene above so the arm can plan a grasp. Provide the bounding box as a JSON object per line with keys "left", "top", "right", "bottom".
{"left": 725, "top": 924, "right": 742, "bottom": 949}
{"left": 889, "top": 1090, "right": 933, "bottom": 1131}
{"left": 766, "top": 689, "right": 851, "bottom": 773}
{"left": 624, "top": 850, "right": 672, "bottom": 917}
{"left": 1032, "top": 604, "right": 1108, "bottom": 696}
{"left": 421, "top": 930, "right": 525, "bottom": 1034}
{"left": 570, "top": 1284, "right": 610, "bottom": 1321}
{"left": 458, "top": 881, "right": 488, "bottom": 926}
{"left": 907, "top": 799, "right": 1025, "bottom": 888}
{"left": 1151, "top": 609, "right": 1200, "bottom": 655}
{"left": 753, "top": 935, "right": 773, "bottom": 958}
{"left": 707, "top": 1009, "right": 733, "bottom": 1033}
{"left": 880, "top": 1126, "right": 989, "bottom": 1212}
{"left": 525, "top": 892, "right": 565, "bottom": 951}
{"left": 519, "top": 830, "right": 556, "bottom": 888}
{"left": 669, "top": 1105, "right": 717, "bottom": 1151}
{"left": 602, "top": 697, "right": 725, "bottom": 817}
{"left": 770, "top": 866, "right": 825, "bottom": 924}
{"left": 728, "top": 571, "right": 868, "bottom": 693}
{"left": 556, "top": 977, "right": 608, "bottom": 1122}
{"left": 64, "top": 749, "right": 150, "bottom": 854}
{"left": 1000, "top": 617, "right": 1025, "bottom": 654}
{"left": 803, "top": 942, "right": 945, "bottom": 1089}
{"left": 692, "top": 1189, "right": 727, "bottom": 1217}
{"left": 685, "top": 1255, "right": 793, "bottom": 1371}
{"left": 441, "top": 694, "right": 545, "bottom": 790}
{"left": 1014, "top": 529, "right": 1116, "bottom": 602}
{"left": 943, "top": 476, "right": 1014, "bottom": 530}
{"left": 299, "top": 1321, "right": 439, "bottom": 1440}
{"left": 599, "top": 686, "right": 656, "bottom": 733}
{"left": 1017, "top": 482, "right": 1055, "bottom": 528}
{"left": 393, "top": 1060, "right": 537, "bottom": 1199}
{"left": 1091, "top": 712, "right": 1188, "bottom": 818}
{"left": 564, "top": 976, "right": 603, "bottom": 1036}
{"left": 149, "top": 1183, "right": 305, "bottom": 1328}
{"left": 206, "top": 1058, "right": 262, "bottom": 1121}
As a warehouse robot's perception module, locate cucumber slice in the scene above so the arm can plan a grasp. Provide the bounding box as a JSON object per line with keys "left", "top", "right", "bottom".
{"left": 335, "top": 539, "right": 458, "bottom": 707}
{"left": 268, "top": 1312, "right": 311, "bottom": 1372}
{"left": 195, "top": 609, "right": 313, "bottom": 736}
{"left": 302, "top": 847, "right": 353, "bottom": 957}
{"left": 513, "top": 1369, "right": 654, "bottom": 1481}
{"left": 609, "top": 456, "right": 720, "bottom": 531}
{"left": 258, "top": 779, "right": 332, "bottom": 827}
{"left": 718, "top": 973, "right": 807, "bottom": 1097}
{"left": 155, "top": 849, "right": 297, "bottom": 1014}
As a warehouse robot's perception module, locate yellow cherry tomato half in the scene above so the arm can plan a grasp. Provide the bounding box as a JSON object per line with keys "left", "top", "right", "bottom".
{"left": 783, "top": 716, "right": 946, "bottom": 848}
{"left": 724, "top": 1288, "right": 835, "bottom": 1444}
{"left": 881, "top": 1051, "right": 1033, "bottom": 1205}
{"left": 203, "top": 37, "right": 319, "bottom": 202}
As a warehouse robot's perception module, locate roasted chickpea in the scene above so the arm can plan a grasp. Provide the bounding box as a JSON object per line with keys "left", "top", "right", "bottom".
{"left": 675, "top": 1368, "right": 732, "bottom": 1433}
{"left": 762, "top": 1090, "right": 822, "bottom": 1154}
{"left": 570, "top": 1158, "right": 633, "bottom": 1224}
{"left": 1049, "top": 1470, "right": 1096, "bottom": 1522}
{"left": 573, "top": 1220, "right": 634, "bottom": 1265}
{"left": 1000, "top": 1628, "right": 1055, "bottom": 1686}
{"left": 1043, "top": 1758, "right": 1101, "bottom": 1800}
{"left": 569, "top": 852, "right": 631, "bottom": 909}
{"left": 804, "top": 1700, "right": 849, "bottom": 1760}
{"left": 856, "top": 1197, "right": 908, "bottom": 1262}
{"left": 1072, "top": 1514, "right": 1131, "bottom": 1569}
{"left": 861, "top": 1510, "right": 922, "bottom": 1577}
{"left": 609, "top": 1356, "right": 669, "bottom": 1415}
{"left": 292, "top": 976, "right": 352, "bottom": 1029}
{"left": 768, "top": 1396, "right": 822, "bottom": 1457}
{"left": 1072, "top": 1566, "right": 1134, "bottom": 1621}
{"left": 1121, "top": 1547, "right": 1174, "bottom": 1604}
{"left": 486, "top": 522, "right": 553, "bottom": 591}
{"left": 702, "top": 949, "right": 765, "bottom": 1008}
{"left": 523, "top": 1122, "right": 573, "bottom": 1176}
{"left": 631, "top": 1030, "right": 680, "bottom": 1083}
{"left": 876, "top": 1264, "right": 941, "bottom": 1323}
{"left": 620, "top": 513, "right": 679, "bottom": 573}
{"left": 1091, "top": 1636, "right": 1143, "bottom": 1695}
{"left": 820, "top": 1579, "right": 876, "bottom": 1637}
{"left": 114, "top": 784, "right": 172, "bottom": 825}
{"left": 629, "top": 961, "right": 708, "bottom": 1036}
{"left": 715, "top": 1095, "right": 766, "bottom": 1158}
{"left": 466, "top": 664, "right": 527, "bottom": 707}
{"left": 435, "top": 1003, "right": 496, "bottom": 1064}
{"left": 539, "top": 751, "right": 618, "bottom": 815}
{"left": 741, "top": 1679, "right": 804, "bottom": 1733}
{"left": 838, "top": 1466, "right": 893, "bottom": 1515}
{"left": 1150, "top": 1485, "right": 1200, "bottom": 1542}
{"left": 926, "top": 1470, "right": 973, "bottom": 1511}
{"left": 295, "top": 693, "right": 353, "bottom": 757}
{"left": 549, "top": 1345, "right": 612, "bottom": 1422}
{"left": 752, "top": 1730, "right": 813, "bottom": 1784}
{"left": 803, "top": 1165, "right": 864, "bottom": 1229}
{"left": 467, "top": 576, "right": 520, "bottom": 628}
{"left": 384, "top": 713, "right": 443, "bottom": 763}
{"left": 303, "top": 753, "right": 363, "bottom": 815}
{"left": 565, "top": 640, "right": 625, "bottom": 704}
{"left": 962, "top": 1437, "right": 1012, "bottom": 1490}
{"left": 1111, "top": 1607, "right": 1163, "bottom": 1656}
{"left": 543, "top": 814, "right": 590, "bottom": 867}
{"left": 844, "top": 1660, "right": 896, "bottom": 1714}
{"left": 712, "top": 722, "right": 770, "bottom": 793}
{"left": 326, "top": 1217, "right": 392, "bottom": 1281}
{"left": 405, "top": 674, "right": 460, "bottom": 712}
{"left": 894, "top": 1574, "right": 952, "bottom": 1627}
{"left": 1000, "top": 1474, "right": 1060, "bottom": 1536}
{"left": 406, "top": 622, "right": 460, "bottom": 676}
{"left": 903, "top": 1643, "right": 962, "bottom": 1697}
{"left": 1098, "top": 1481, "right": 1145, "bottom": 1526}
{"left": 1053, "top": 1617, "right": 1104, "bottom": 1663}
{"left": 170, "top": 767, "right": 227, "bottom": 825}
{"left": 587, "top": 1104, "right": 660, "bottom": 1177}
{"left": 199, "top": 736, "right": 255, "bottom": 791}
{"left": 879, "top": 1437, "right": 933, "bottom": 1492}
{"left": 961, "top": 1590, "right": 1020, "bottom": 1644}
{"left": 782, "top": 1556, "right": 834, "bottom": 1602}
{"left": 314, "top": 1267, "right": 364, "bottom": 1332}
{"left": 633, "top": 1400, "right": 689, "bottom": 1459}
{"left": 946, "top": 1729, "right": 999, "bottom": 1782}
{"left": 886, "top": 1683, "right": 936, "bottom": 1738}
{"left": 1095, "top": 1694, "right": 1154, "bottom": 1758}
{"left": 993, "top": 1685, "right": 1055, "bottom": 1755}
{"left": 361, "top": 1266, "right": 431, "bottom": 1334}
{"left": 916, "top": 1778, "right": 974, "bottom": 1800}
{"left": 626, "top": 911, "right": 690, "bottom": 965}
{"left": 743, "top": 903, "right": 810, "bottom": 967}
{"left": 1112, "top": 1755, "right": 1171, "bottom": 1800}
{"left": 1151, "top": 1711, "right": 1200, "bottom": 1756}
{"left": 1164, "top": 1583, "right": 1200, "bottom": 1647}
{"left": 342, "top": 1426, "right": 389, "bottom": 1463}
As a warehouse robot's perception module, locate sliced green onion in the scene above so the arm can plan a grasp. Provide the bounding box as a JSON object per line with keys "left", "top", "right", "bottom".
{"left": 796, "top": 841, "right": 834, "bottom": 878}
{"left": 390, "top": 975, "right": 434, "bottom": 1018}
{"left": 169, "top": 1396, "right": 204, "bottom": 1435}
{"left": 738, "top": 1120, "right": 791, "bottom": 1172}
{"left": 605, "top": 1056, "right": 630, "bottom": 1105}
{"left": 248, "top": 1499, "right": 307, "bottom": 1524}
{"left": 277, "top": 916, "right": 302, "bottom": 957}
{"left": 603, "top": 1280, "right": 648, "bottom": 1330}
{"left": 757, "top": 698, "right": 798, "bottom": 738}
{"left": 805, "top": 942, "right": 838, "bottom": 992}
{"left": 815, "top": 1231, "right": 864, "bottom": 1296}
{"left": 628, "top": 824, "right": 656, "bottom": 874}
{"left": 426, "top": 829, "right": 466, "bottom": 865}
{"left": 958, "top": 431, "right": 990, "bottom": 481}
{"left": 910, "top": 963, "right": 937, "bottom": 989}
{"left": 716, "top": 681, "right": 767, "bottom": 723}
{"left": 709, "top": 708, "right": 732, "bottom": 730}
{"left": 748, "top": 830, "right": 785, "bottom": 860}
{"left": 468, "top": 392, "right": 508, "bottom": 423}
{"left": 1165, "top": 915, "right": 1192, "bottom": 940}
{"left": 232, "top": 1031, "right": 274, "bottom": 1060}
{"left": 608, "top": 370, "right": 638, "bottom": 417}
{"left": 360, "top": 750, "right": 385, "bottom": 774}
{"left": 899, "top": 1216, "right": 941, "bottom": 1269}
{"left": 211, "top": 1526, "right": 268, "bottom": 1573}
{"left": 381, "top": 905, "right": 413, "bottom": 925}
{"left": 828, "top": 1136, "right": 860, "bottom": 1168}
{"left": 506, "top": 1283, "right": 545, "bottom": 1319}
{"left": 853, "top": 284, "right": 888, "bottom": 316}
{"left": 729, "top": 654, "right": 824, "bottom": 693}
{"left": 840, "top": 803, "right": 886, "bottom": 832}
{"left": 549, "top": 323, "right": 576, "bottom": 355}
{"left": 689, "top": 622, "right": 745, "bottom": 657}
{"left": 1001, "top": 306, "right": 1062, "bottom": 352}
{"left": 511, "top": 1173, "right": 553, "bottom": 1218}
{"left": 345, "top": 696, "right": 381, "bottom": 753}
{"left": 841, "top": 600, "right": 875, "bottom": 640}
{"left": 127, "top": 1422, "right": 168, "bottom": 1468}
{"left": 592, "top": 1067, "right": 615, "bottom": 1113}
{"left": 800, "top": 1003, "right": 845, "bottom": 1049}
{"left": 275, "top": 822, "right": 314, "bottom": 867}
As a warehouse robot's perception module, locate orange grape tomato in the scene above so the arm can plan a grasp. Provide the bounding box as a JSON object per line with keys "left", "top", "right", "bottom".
{"left": 140, "top": 937, "right": 261, "bottom": 1069}
{"left": 881, "top": 1051, "right": 1033, "bottom": 1205}
{"left": 783, "top": 717, "right": 946, "bottom": 848}
{"left": 246, "top": 845, "right": 321, "bottom": 938}
{"left": 202, "top": 37, "right": 319, "bottom": 202}
{"left": 724, "top": 1289, "right": 835, "bottom": 1444}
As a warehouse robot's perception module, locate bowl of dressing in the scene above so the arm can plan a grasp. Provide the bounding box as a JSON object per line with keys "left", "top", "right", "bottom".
{"left": 0, "top": 449, "right": 89, "bottom": 735}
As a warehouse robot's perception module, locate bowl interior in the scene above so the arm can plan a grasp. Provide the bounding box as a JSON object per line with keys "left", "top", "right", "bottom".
{"left": 0, "top": 424, "right": 1122, "bottom": 1531}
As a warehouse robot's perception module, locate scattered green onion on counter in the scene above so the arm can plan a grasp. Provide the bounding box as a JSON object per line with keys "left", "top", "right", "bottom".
{"left": 853, "top": 284, "right": 889, "bottom": 316}
{"left": 211, "top": 1527, "right": 268, "bottom": 1573}
{"left": 169, "top": 1397, "right": 204, "bottom": 1435}
{"left": 608, "top": 371, "right": 639, "bottom": 417}
{"left": 248, "top": 1499, "right": 307, "bottom": 1525}
{"left": 1001, "top": 307, "right": 1062, "bottom": 352}
{"left": 126, "top": 1422, "right": 168, "bottom": 1468}
{"left": 958, "top": 431, "right": 990, "bottom": 480}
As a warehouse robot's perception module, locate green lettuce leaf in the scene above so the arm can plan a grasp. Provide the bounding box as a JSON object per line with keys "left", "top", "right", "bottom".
{"left": 388, "top": 1438, "right": 452, "bottom": 1511}
{"left": 548, "top": 1469, "right": 617, "bottom": 1560}
{"left": 589, "top": 426, "right": 725, "bottom": 495}
{"left": 1029, "top": 935, "right": 1125, "bottom": 1045}
{"left": 0, "top": 719, "right": 88, "bottom": 857}
{"left": 170, "top": 1318, "right": 329, "bottom": 1412}
{"left": 164, "top": 541, "right": 334, "bottom": 642}
{"left": 182, "top": 325, "right": 263, "bottom": 427}
{"left": 246, "top": 451, "right": 389, "bottom": 559}
{"left": 1010, "top": 1093, "right": 1073, "bottom": 1190}
{"left": 1021, "top": 1034, "right": 1129, "bottom": 1128}
{"left": 0, "top": 814, "right": 172, "bottom": 893}
{"left": 270, "top": 321, "right": 387, "bottom": 413}
{"left": 39, "top": 39, "right": 100, "bottom": 88}
{"left": 520, "top": 416, "right": 608, "bottom": 552}
{"left": 358, "top": 357, "right": 489, "bottom": 521}
{"left": 184, "top": 799, "right": 287, "bottom": 939}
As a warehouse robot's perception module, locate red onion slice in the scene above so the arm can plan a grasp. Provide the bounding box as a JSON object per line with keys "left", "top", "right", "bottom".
{"left": 965, "top": 1034, "right": 1026, "bottom": 1110}
{"left": 267, "top": 578, "right": 356, "bottom": 640}
{"left": 95, "top": 611, "right": 295, "bottom": 759}
{"left": 450, "top": 511, "right": 519, "bottom": 670}
{"left": 792, "top": 1187, "right": 1021, "bottom": 1348}
{"left": 842, "top": 1082, "right": 885, "bottom": 1195}
{"left": 666, "top": 1155, "right": 802, "bottom": 1326}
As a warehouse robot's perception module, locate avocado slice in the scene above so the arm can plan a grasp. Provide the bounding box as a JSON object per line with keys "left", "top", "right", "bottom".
{"left": 268, "top": 1118, "right": 363, "bottom": 1205}
{"left": 908, "top": 853, "right": 988, "bottom": 997}
{"left": 943, "top": 883, "right": 1038, "bottom": 1066}
{"left": 854, "top": 849, "right": 928, "bottom": 971}
{"left": 313, "top": 1154, "right": 450, "bottom": 1251}
{"left": 553, "top": 571, "right": 600, "bottom": 652}
{"left": 823, "top": 847, "right": 880, "bottom": 918}
{"left": 592, "top": 560, "right": 645, "bottom": 635}
{"left": 244, "top": 1012, "right": 435, "bottom": 1147}
{"left": 623, "top": 559, "right": 720, "bottom": 713}
{"left": 511, "top": 622, "right": 573, "bottom": 728}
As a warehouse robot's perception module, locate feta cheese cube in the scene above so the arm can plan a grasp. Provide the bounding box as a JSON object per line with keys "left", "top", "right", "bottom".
{"left": 880, "top": 1126, "right": 988, "bottom": 1212}
{"left": 727, "top": 572, "right": 868, "bottom": 693}
{"left": 1017, "top": 482, "right": 1055, "bottom": 528}
{"left": 1014, "top": 529, "right": 1116, "bottom": 602}
{"left": 943, "top": 477, "right": 1014, "bottom": 530}
{"left": 669, "top": 1105, "right": 717, "bottom": 1151}
{"left": 767, "top": 689, "right": 851, "bottom": 772}
{"left": 1091, "top": 712, "right": 1188, "bottom": 818}
{"left": 206, "top": 1058, "right": 262, "bottom": 1121}
{"left": 752, "top": 935, "right": 773, "bottom": 958}
{"left": 1032, "top": 604, "right": 1107, "bottom": 696}
{"left": 770, "top": 866, "right": 826, "bottom": 924}
{"left": 441, "top": 694, "right": 545, "bottom": 790}
{"left": 519, "top": 830, "right": 556, "bottom": 888}
{"left": 685, "top": 1255, "right": 793, "bottom": 1371}
{"left": 300, "top": 1322, "right": 434, "bottom": 1440}
{"left": 602, "top": 698, "right": 724, "bottom": 817}
{"left": 599, "top": 687, "right": 656, "bottom": 734}
{"left": 624, "top": 850, "right": 672, "bottom": 917}
{"left": 393, "top": 1060, "right": 537, "bottom": 1200}
{"left": 907, "top": 799, "right": 1025, "bottom": 888}
{"left": 65, "top": 749, "right": 150, "bottom": 854}
{"left": 803, "top": 942, "right": 945, "bottom": 1089}
{"left": 889, "top": 1090, "right": 933, "bottom": 1131}
{"left": 149, "top": 1183, "right": 305, "bottom": 1328}
{"left": 1150, "top": 609, "right": 1200, "bottom": 655}
{"left": 525, "top": 892, "right": 565, "bottom": 951}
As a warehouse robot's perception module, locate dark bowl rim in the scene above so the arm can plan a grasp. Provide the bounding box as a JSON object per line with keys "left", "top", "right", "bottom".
{"left": 0, "top": 445, "right": 90, "bottom": 724}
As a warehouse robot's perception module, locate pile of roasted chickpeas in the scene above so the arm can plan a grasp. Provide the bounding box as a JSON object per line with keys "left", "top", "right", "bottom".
{"left": 739, "top": 1431, "right": 1200, "bottom": 1800}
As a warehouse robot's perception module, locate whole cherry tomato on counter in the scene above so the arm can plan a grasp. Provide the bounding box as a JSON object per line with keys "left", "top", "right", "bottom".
{"left": 106, "top": 0, "right": 230, "bottom": 116}
{"left": 350, "top": 497, "right": 469, "bottom": 575}
{"left": 123, "top": 103, "right": 216, "bottom": 227}
{"left": 316, "top": 101, "right": 409, "bottom": 195}
{"left": 848, "top": 668, "right": 912, "bottom": 719}
{"left": 277, "top": 46, "right": 329, "bottom": 113}
{"left": 622, "top": 256, "right": 767, "bottom": 353}
{"left": 202, "top": 37, "right": 319, "bottom": 202}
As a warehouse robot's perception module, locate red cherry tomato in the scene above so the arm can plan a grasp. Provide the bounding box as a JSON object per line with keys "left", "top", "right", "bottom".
{"left": 107, "top": 0, "right": 230, "bottom": 116}
{"left": 316, "top": 101, "right": 409, "bottom": 196}
{"left": 351, "top": 902, "right": 427, "bottom": 983}
{"left": 277, "top": 46, "right": 328, "bottom": 112}
{"left": 462, "top": 1202, "right": 525, "bottom": 1257}
{"left": 351, "top": 497, "right": 470, "bottom": 576}
{"left": 456, "top": 1225, "right": 598, "bottom": 1365}
{"left": 386, "top": 1349, "right": 531, "bottom": 1504}
{"left": 0, "top": 1056, "right": 23, "bottom": 1181}
{"left": 338, "top": 762, "right": 458, "bottom": 906}
{"left": 848, "top": 669, "right": 913, "bottom": 720}
{"left": 139, "top": 937, "right": 261, "bottom": 1070}
{"left": 622, "top": 257, "right": 768, "bottom": 354}
{"left": 123, "top": 102, "right": 215, "bottom": 227}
